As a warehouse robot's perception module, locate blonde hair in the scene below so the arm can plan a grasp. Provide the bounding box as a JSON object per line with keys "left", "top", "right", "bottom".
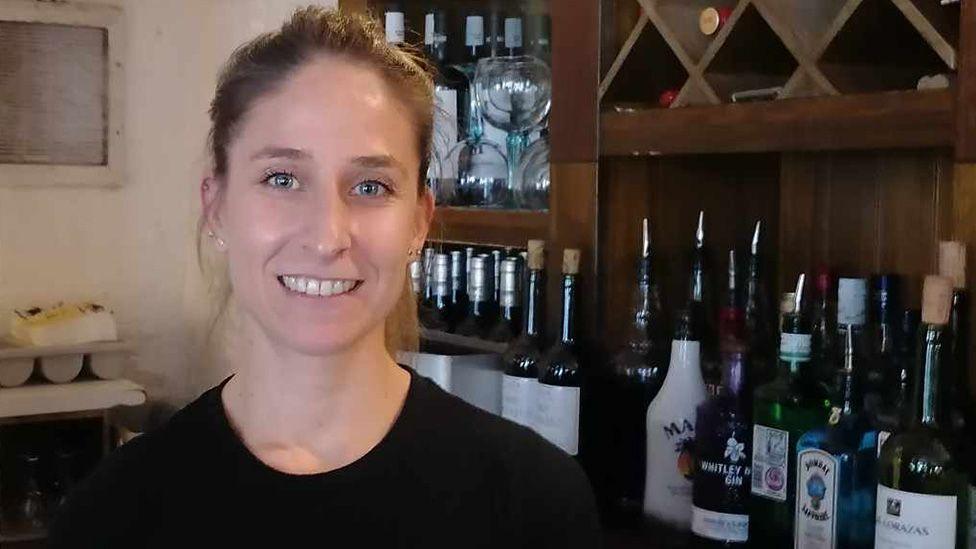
{"left": 198, "top": 7, "right": 434, "bottom": 354}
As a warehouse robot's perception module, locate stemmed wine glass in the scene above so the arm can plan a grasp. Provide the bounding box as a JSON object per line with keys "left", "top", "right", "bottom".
{"left": 474, "top": 55, "right": 551, "bottom": 209}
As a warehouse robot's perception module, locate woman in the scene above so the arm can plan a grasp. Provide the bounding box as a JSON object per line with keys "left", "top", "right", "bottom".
{"left": 49, "top": 7, "right": 600, "bottom": 548}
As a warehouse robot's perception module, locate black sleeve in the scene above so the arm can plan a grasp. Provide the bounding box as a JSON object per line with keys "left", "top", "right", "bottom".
{"left": 48, "top": 434, "right": 155, "bottom": 549}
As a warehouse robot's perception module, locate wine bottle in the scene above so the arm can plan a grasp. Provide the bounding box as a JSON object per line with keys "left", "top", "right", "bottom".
{"left": 383, "top": 2, "right": 406, "bottom": 45}
{"left": 454, "top": 255, "right": 492, "bottom": 338}
{"left": 491, "top": 250, "right": 503, "bottom": 305}
{"left": 836, "top": 277, "right": 868, "bottom": 400}
{"left": 501, "top": 240, "right": 545, "bottom": 430}
{"left": 876, "top": 276, "right": 970, "bottom": 549}
{"left": 503, "top": 13, "right": 524, "bottom": 56}
{"left": 877, "top": 308, "right": 921, "bottom": 456}
{"left": 795, "top": 326, "right": 878, "bottom": 549}
{"left": 458, "top": 13, "right": 487, "bottom": 142}
{"left": 535, "top": 249, "right": 583, "bottom": 456}
{"left": 608, "top": 218, "right": 668, "bottom": 522}
{"left": 687, "top": 211, "right": 719, "bottom": 399}
{"left": 422, "top": 247, "right": 436, "bottom": 303}
{"left": 866, "top": 274, "right": 901, "bottom": 423}
{"left": 419, "top": 253, "right": 453, "bottom": 331}
{"left": 425, "top": 8, "right": 463, "bottom": 197}
{"left": 486, "top": 258, "right": 522, "bottom": 342}
{"left": 810, "top": 268, "right": 837, "bottom": 386}
{"left": 643, "top": 308, "right": 708, "bottom": 532}
{"left": 692, "top": 339, "right": 752, "bottom": 546}
{"left": 744, "top": 220, "right": 774, "bottom": 385}
{"left": 751, "top": 274, "right": 832, "bottom": 547}
{"left": 449, "top": 250, "right": 469, "bottom": 327}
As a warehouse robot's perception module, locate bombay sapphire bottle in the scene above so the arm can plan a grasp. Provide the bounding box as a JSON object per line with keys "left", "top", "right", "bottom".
{"left": 795, "top": 326, "right": 878, "bottom": 548}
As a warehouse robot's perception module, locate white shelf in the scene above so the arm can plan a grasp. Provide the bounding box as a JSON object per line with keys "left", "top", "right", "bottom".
{"left": 0, "top": 378, "right": 146, "bottom": 419}
{"left": 0, "top": 338, "right": 131, "bottom": 360}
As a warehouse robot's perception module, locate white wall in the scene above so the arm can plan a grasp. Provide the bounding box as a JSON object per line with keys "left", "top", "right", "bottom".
{"left": 0, "top": 0, "right": 337, "bottom": 405}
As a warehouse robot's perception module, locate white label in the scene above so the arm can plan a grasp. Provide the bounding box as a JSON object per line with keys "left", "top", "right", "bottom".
{"left": 780, "top": 333, "right": 812, "bottom": 361}
{"left": 385, "top": 12, "right": 405, "bottom": 44}
{"left": 504, "top": 17, "right": 523, "bottom": 49}
{"left": 465, "top": 16, "right": 484, "bottom": 47}
{"left": 875, "top": 485, "right": 957, "bottom": 548}
{"left": 877, "top": 430, "right": 891, "bottom": 458}
{"left": 534, "top": 383, "right": 580, "bottom": 455}
{"left": 424, "top": 13, "right": 434, "bottom": 45}
{"left": 795, "top": 449, "right": 839, "bottom": 549}
{"left": 501, "top": 374, "right": 536, "bottom": 430}
{"left": 837, "top": 278, "right": 867, "bottom": 326}
{"left": 432, "top": 88, "right": 458, "bottom": 179}
{"left": 644, "top": 413, "right": 697, "bottom": 526}
{"left": 752, "top": 425, "right": 790, "bottom": 502}
{"left": 692, "top": 507, "right": 749, "bottom": 543}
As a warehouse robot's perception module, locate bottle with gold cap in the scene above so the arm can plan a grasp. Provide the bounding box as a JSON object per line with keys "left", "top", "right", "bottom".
{"left": 501, "top": 240, "right": 546, "bottom": 430}
{"left": 876, "top": 275, "right": 970, "bottom": 549}
{"left": 534, "top": 248, "right": 583, "bottom": 457}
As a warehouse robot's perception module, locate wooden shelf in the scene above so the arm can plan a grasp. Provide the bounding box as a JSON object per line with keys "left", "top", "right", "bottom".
{"left": 600, "top": 88, "right": 954, "bottom": 156}
{"left": 429, "top": 207, "right": 548, "bottom": 247}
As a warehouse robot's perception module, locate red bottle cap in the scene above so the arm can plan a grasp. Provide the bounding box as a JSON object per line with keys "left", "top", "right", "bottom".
{"left": 815, "top": 266, "right": 832, "bottom": 293}
{"left": 659, "top": 89, "right": 679, "bottom": 108}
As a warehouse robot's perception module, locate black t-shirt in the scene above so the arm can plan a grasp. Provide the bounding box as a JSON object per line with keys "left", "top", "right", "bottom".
{"left": 49, "top": 367, "right": 601, "bottom": 548}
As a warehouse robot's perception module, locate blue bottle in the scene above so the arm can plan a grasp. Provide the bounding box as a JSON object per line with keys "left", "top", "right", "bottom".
{"left": 795, "top": 325, "right": 878, "bottom": 548}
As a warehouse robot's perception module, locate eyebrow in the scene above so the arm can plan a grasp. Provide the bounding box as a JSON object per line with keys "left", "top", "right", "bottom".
{"left": 249, "top": 147, "right": 313, "bottom": 161}
{"left": 350, "top": 155, "right": 407, "bottom": 176}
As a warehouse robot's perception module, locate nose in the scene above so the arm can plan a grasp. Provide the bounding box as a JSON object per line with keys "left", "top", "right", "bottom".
{"left": 303, "top": 191, "right": 352, "bottom": 257}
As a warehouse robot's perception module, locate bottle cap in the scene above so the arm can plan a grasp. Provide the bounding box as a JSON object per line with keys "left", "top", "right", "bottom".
{"left": 500, "top": 258, "right": 519, "bottom": 292}
{"left": 921, "top": 275, "right": 953, "bottom": 325}
{"left": 699, "top": 6, "right": 733, "bottom": 36}
{"left": 527, "top": 240, "right": 546, "bottom": 270}
{"left": 469, "top": 256, "right": 487, "bottom": 290}
{"left": 562, "top": 249, "right": 581, "bottom": 275}
{"left": 815, "top": 266, "right": 832, "bottom": 294}
{"left": 433, "top": 254, "right": 450, "bottom": 283}
{"left": 837, "top": 278, "right": 868, "bottom": 325}
{"left": 938, "top": 241, "right": 966, "bottom": 290}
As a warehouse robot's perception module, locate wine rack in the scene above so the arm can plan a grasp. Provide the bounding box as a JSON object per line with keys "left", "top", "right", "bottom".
{"left": 601, "top": 0, "right": 959, "bottom": 107}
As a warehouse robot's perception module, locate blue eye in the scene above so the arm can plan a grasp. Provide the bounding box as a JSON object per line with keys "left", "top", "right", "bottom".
{"left": 264, "top": 172, "right": 300, "bottom": 190}
{"left": 352, "top": 180, "right": 390, "bottom": 197}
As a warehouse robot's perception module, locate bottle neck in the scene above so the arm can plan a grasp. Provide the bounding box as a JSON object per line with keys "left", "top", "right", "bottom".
{"left": 949, "top": 289, "right": 970, "bottom": 392}
{"left": 721, "top": 348, "right": 750, "bottom": 401}
{"left": 523, "top": 269, "right": 543, "bottom": 337}
{"left": 560, "top": 274, "right": 578, "bottom": 346}
{"left": 779, "top": 313, "right": 813, "bottom": 380}
{"left": 626, "top": 257, "right": 660, "bottom": 347}
{"left": 689, "top": 249, "right": 706, "bottom": 304}
{"left": 912, "top": 324, "right": 949, "bottom": 428}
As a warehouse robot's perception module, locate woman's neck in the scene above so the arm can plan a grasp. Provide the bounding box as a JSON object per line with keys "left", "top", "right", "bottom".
{"left": 220, "top": 318, "right": 411, "bottom": 475}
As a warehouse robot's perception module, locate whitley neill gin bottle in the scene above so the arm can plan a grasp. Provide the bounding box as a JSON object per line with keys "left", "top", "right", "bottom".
{"left": 501, "top": 240, "right": 546, "bottom": 430}
{"left": 692, "top": 340, "right": 752, "bottom": 546}
{"left": 643, "top": 308, "right": 707, "bottom": 531}
{"left": 876, "top": 275, "right": 971, "bottom": 549}
{"left": 535, "top": 249, "right": 583, "bottom": 456}
{"left": 751, "top": 274, "right": 832, "bottom": 547}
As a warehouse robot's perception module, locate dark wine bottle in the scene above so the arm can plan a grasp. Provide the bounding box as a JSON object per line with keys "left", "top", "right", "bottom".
{"left": 692, "top": 340, "right": 752, "bottom": 546}
{"left": 486, "top": 258, "right": 522, "bottom": 342}
{"left": 607, "top": 218, "right": 668, "bottom": 522}
{"left": 454, "top": 255, "right": 493, "bottom": 338}
{"left": 420, "top": 253, "right": 452, "bottom": 331}
{"left": 501, "top": 240, "right": 546, "bottom": 429}
{"left": 383, "top": 2, "right": 405, "bottom": 45}
{"left": 449, "top": 250, "right": 468, "bottom": 329}
{"left": 866, "top": 274, "right": 901, "bottom": 420}
{"left": 687, "top": 211, "right": 719, "bottom": 398}
{"left": 744, "top": 220, "right": 774, "bottom": 385}
{"left": 811, "top": 267, "right": 837, "bottom": 387}
{"left": 536, "top": 249, "right": 583, "bottom": 456}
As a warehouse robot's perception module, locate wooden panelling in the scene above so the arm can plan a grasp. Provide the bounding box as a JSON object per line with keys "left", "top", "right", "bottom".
{"left": 956, "top": 0, "right": 976, "bottom": 160}
{"left": 428, "top": 208, "right": 549, "bottom": 248}
{"left": 951, "top": 163, "right": 976, "bottom": 403}
{"left": 779, "top": 149, "right": 954, "bottom": 308}
{"left": 550, "top": 0, "right": 600, "bottom": 162}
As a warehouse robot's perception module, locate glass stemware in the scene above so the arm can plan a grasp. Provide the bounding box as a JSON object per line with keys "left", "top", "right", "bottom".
{"left": 474, "top": 56, "right": 551, "bottom": 208}
{"left": 516, "top": 132, "right": 550, "bottom": 210}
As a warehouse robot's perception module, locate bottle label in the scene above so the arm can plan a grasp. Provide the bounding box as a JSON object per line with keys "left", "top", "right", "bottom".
{"left": 644, "top": 413, "right": 697, "bottom": 524}
{"left": 504, "top": 17, "right": 523, "bottom": 49}
{"left": 501, "top": 374, "right": 535, "bottom": 430}
{"left": 692, "top": 507, "right": 749, "bottom": 543}
{"left": 875, "top": 485, "right": 957, "bottom": 548}
{"left": 751, "top": 425, "right": 789, "bottom": 502}
{"left": 837, "top": 279, "right": 867, "bottom": 326}
{"left": 534, "top": 383, "right": 580, "bottom": 455}
{"left": 385, "top": 12, "right": 405, "bottom": 44}
{"left": 877, "top": 430, "right": 891, "bottom": 458}
{"left": 780, "top": 333, "right": 812, "bottom": 362}
{"left": 465, "top": 16, "right": 485, "bottom": 47}
{"left": 795, "top": 449, "right": 839, "bottom": 549}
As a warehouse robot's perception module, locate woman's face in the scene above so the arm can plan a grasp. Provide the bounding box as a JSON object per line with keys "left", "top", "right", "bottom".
{"left": 205, "top": 55, "right": 432, "bottom": 356}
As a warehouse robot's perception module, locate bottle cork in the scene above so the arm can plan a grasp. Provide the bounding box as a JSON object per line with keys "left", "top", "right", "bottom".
{"left": 921, "top": 275, "right": 953, "bottom": 325}
{"left": 937, "top": 241, "right": 966, "bottom": 290}
{"left": 527, "top": 240, "right": 546, "bottom": 270}
{"left": 562, "top": 249, "right": 581, "bottom": 275}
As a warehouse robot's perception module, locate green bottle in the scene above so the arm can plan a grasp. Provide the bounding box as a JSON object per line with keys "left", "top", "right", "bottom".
{"left": 750, "top": 273, "right": 832, "bottom": 546}
{"left": 876, "top": 275, "right": 971, "bottom": 548}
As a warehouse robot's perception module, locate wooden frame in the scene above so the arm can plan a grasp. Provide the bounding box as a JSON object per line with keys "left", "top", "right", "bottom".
{"left": 0, "top": 0, "right": 125, "bottom": 188}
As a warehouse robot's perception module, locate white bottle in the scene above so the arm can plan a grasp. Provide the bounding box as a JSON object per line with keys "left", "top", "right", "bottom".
{"left": 643, "top": 316, "right": 707, "bottom": 529}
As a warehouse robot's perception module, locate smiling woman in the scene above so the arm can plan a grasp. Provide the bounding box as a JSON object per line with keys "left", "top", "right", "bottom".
{"left": 47, "top": 6, "right": 600, "bottom": 548}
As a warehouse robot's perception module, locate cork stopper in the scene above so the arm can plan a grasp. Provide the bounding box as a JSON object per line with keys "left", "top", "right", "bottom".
{"left": 938, "top": 241, "right": 966, "bottom": 290}
{"left": 527, "top": 240, "right": 546, "bottom": 270}
{"left": 921, "top": 275, "right": 953, "bottom": 325}
{"left": 562, "top": 249, "right": 581, "bottom": 275}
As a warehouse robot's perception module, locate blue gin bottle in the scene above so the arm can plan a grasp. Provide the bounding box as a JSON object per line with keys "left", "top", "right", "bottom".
{"left": 795, "top": 325, "right": 878, "bottom": 548}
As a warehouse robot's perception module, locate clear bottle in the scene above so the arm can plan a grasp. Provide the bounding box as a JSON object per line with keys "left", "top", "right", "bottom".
{"left": 795, "top": 326, "right": 878, "bottom": 549}
{"left": 750, "top": 274, "right": 832, "bottom": 547}
{"left": 608, "top": 219, "right": 668, "bottom": 522}
{"left": 643, "top": 308, "right": 707, "bottom": 532}
{"left": 686, "top": 211, "right": 719, "bottom": 398}
{"left": 876, "top": 275, "right": 971, "bottom": 549}
{"left": 486, "top": 258, "right": 522, "bottom": 342}
{"left": 535, "top": 249, "right": 583, "bottom": 456}
{"left": 692, "top": 339, "right": 752, "bottom": 546}
{"left": 501, "top": 240, "right": 545, "bottom": 430}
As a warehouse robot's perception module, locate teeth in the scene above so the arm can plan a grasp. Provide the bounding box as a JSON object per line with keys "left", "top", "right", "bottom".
{"left": 280, "top": 276, "right": 357, "bottom": 298}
